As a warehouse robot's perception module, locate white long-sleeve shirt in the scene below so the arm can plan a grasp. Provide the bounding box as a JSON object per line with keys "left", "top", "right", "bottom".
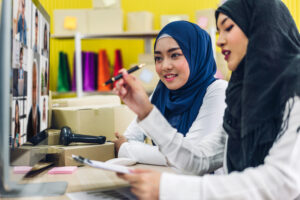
{"left": 138, "top": 96, "right": 300, "bottom": 200}
{"left": 118, "top": 80, "right": 228, "bottom": 169}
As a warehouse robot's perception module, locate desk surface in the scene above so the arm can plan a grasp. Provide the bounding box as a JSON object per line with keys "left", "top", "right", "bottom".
{"left": 3, "top": 164, "right": 174, "bottom": 200}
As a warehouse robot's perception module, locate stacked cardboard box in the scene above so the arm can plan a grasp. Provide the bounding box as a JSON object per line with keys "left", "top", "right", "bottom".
{"left": 51, "top": 104, "right": 136, "bottom": 141}
{"left": 93, "top": 0, "right": 121, "bottom": 9}
{"left": 54, "top": 8, "right": 123, "bottom": 35}
{"left": 131, "top": 54, "right": 159, "bottom": 94}
{"left": 195, "top": 9, "right": 216, "bottom": 32}
{"left": 47, "top": 143, "right": 114, "bottom": 166}
{"left": 160, "top": 15, "right": 189, "bottom": 29}
{"left": 52, "top": 95, "right": 120, "bottom": 108}
{"left": 127, "top": 12, "right": 153, "bottom": 32}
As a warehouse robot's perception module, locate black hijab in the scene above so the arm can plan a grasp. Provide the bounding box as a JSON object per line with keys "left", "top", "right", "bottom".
{"left": 216, "top": 0, "right": 300, "bottom": 172}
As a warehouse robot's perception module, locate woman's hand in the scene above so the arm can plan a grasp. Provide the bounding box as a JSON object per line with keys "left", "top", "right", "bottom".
{"left": 112, "top": 132, "right": 127, "bottom": 156}
{"left": 117, "top": 169, "right": 161, "bottom": 200}
{"left": 114, "top": 70, "right": 153, "bottom": 120}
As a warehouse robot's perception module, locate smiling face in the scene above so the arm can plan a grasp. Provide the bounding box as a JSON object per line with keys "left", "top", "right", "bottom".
{"left": 154, "top": 37, "right": 190, "bottom": 90}
{"left": 19, "top": 47, "right": 23, "bottom": 68}
{"left": 35, "top": 14, "right": 38, "bottom": 45}
{"left": 216, "top": 13, "right": 249, "bottom": 71}
{"left": 15, "top": 102, "right": 19, "bottom": 122}
{"left": 44, "top": 26, "right": 47, "bottom": 49}
{"left": 32, "top": 62, "right": 37, "bottom": 108}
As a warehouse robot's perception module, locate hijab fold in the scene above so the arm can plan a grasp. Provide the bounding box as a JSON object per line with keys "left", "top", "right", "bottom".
{"left": 216, "top": 0, "right": 300, "bottom": 172}
{"left": 151, "top": 21, "right": 217, "bottom": 136}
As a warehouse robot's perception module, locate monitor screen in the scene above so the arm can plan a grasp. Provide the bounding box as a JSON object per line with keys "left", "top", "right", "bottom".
{"left": 1, "top": 1, "right": 67, "bottom": 197}
{"left": 11, "top": 0, "right": 50, "bottom": 148}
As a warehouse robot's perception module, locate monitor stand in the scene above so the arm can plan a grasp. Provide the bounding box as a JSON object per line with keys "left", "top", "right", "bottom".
{"left": 0, "top": 182, "right": 68, "bottom": 198}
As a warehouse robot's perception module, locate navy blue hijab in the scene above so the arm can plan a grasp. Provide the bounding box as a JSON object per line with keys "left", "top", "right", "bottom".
{"left": 151, "top": 21, "right": 217, "bottom": 136}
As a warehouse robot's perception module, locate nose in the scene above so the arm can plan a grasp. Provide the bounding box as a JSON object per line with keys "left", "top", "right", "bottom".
{"left": 216, "top": 33, "right": 225, "bottom": 48}
{"left": 161, "top": 58, "right": 173, "bottom": 71}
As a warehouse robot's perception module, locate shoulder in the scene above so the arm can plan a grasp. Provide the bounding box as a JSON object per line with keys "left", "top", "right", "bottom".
{"left": 205, "top": 79, "right": 228, "bottom": 98}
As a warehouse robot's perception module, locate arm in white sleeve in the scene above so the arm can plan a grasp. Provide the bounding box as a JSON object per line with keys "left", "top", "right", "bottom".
{"left": 160, "top": 97, "right": 300, "bottom": 200}
{"left": 138, "top": 80, "right": 228, "bottom": 174}
{"left": 118, "top": 92, "right": 168, "bottom": 166}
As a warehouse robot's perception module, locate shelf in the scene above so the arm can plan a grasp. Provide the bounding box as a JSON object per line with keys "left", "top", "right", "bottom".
{"left": 52, "top": 31, "right": 160, "bottom": 97}
{"left": 52, "top": 90, "right": 115, "bottom": 99}
{"left": 51, "top": 31, "right": 159, "bottom": 39}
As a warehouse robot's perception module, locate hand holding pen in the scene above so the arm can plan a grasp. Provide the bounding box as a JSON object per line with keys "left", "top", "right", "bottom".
{"left": 113, "top": 68, "right": 154, "bottom": 121}
{"left": 103, "top": 63, "right": 146, "bottom": 85}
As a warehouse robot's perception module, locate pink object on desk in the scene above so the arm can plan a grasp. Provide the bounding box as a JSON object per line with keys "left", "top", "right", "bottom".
{"left": 48, "top": 166, "right": 78, "bottom": 174}
{"left": 13, "top": 166, "right": 33, "bottom": 174}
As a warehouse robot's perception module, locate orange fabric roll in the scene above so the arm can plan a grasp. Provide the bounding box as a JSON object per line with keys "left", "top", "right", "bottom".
{"left": 97, "top": 50, "right": 111, "bottom": 91}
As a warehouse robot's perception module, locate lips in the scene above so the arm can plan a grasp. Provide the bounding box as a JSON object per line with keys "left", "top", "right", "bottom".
{"left": 222, "top": 49, "right": 231, "bottom": 61}
{"left": 164, "top": 73, "right": 177, "bottom": 82}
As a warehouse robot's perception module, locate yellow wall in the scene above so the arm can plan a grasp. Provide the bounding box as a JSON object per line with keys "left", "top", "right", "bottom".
{"left": 38, "top": 0, "right": 300, "bottom": 91}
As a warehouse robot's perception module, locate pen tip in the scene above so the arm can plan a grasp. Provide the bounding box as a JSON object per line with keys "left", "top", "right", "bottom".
{"left": 139, "top": 63, "right": 146, "bottom": 68}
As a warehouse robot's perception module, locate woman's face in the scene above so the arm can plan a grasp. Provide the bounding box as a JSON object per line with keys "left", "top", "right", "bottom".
{"left": 32, "top": 63, "right": 37, "bottom": 108}
{"left": 216, "top": 13, "right": 248, "bottom": 71}
{"left": 15, "top": 104, "right": 19, "bottom": 122}
{"left": 154, "top": 37, "right": 190, "bottom": 90}
{"left": 44, "top": 29, "right": 47, "bottom": 48}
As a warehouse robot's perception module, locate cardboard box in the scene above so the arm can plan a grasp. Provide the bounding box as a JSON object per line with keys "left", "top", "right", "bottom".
{"left": 48, "top": 143, "right": 114, "bottom": 166}
{"left": 54, "top": 9, "right": 88, "bottom": 35}
{"left": 127, "top": 12, "right": 153, "bottom": 32}
{"left": 132, "top": 63, "right": 159, "bottom": 94}
{"left": 52, "top": 95, "right": 121, "bottom": 108}
{"left": 51, "top": 104, "right": 136, "bottom": 141}
{"left": 87, "top": 8, "right": 123, "bottom": 34}
{"left": 195, "top": 9, "right": 216, "bottom": 32}
{"left": 10, "top": 145, "right": 49, "bottom": 166}
{"left": 138, "top": 53, "right": 154, "bottom": 64}
{"left": 93, "top": 0, "right": 121, "bottom": 9}
{"left": 160, "top": 15, "right": 189, "bottom": 29}
{"left": 47, "top": 129, "right": 61, "bottom": 145}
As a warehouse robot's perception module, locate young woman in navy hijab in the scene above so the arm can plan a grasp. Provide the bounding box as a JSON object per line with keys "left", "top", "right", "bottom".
{"left": 113, "top": 21, "right": 227, "bottom": 170}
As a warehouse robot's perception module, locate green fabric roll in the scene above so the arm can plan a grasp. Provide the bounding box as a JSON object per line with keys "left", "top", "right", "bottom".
{"left": 57, "top": 52, "right": 71, "bottom": 92}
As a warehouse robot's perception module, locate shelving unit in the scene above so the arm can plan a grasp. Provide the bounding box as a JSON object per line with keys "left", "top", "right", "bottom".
{"left": 52, "top": 31, "right": 159, "bottom": 97}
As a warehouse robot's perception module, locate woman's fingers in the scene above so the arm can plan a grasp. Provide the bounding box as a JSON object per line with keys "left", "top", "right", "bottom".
{"left": 130, "top": 168, "right": 152, "bottom": 174}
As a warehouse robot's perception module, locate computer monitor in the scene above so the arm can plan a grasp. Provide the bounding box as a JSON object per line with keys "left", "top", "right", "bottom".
{"left": 0, "top": 0, "right": 67, "bottom": 197}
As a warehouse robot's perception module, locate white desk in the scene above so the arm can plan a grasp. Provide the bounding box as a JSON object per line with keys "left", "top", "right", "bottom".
{"left": 3, "top": 164, "right": 174, "bottom": 200}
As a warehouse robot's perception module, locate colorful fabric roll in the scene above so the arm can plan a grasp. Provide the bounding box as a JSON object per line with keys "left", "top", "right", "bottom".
{"left": 97, "top": 50, "right": 111, "bottom": 91}
{"left": 83, "top": 52, "right": 96, "bottom": 91}
{"left": 113, "top": 49, "right": 123, "bottom": 87}
{"left": 57, "top": 52, "right": 71, "bottom": 92}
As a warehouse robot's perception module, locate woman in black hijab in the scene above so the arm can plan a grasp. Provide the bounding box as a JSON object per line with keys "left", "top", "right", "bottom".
{"left": 114, "top": 0, "right": 300, "bottom": 199}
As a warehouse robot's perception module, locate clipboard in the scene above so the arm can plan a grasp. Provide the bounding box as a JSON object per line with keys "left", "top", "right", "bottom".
{"left": 72, "top": 154, "right": 131, "bottom": 174}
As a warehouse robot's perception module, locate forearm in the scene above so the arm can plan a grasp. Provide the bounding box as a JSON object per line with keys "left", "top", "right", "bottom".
{"left": 160, "top": 97, "right": 300, "bottom": 200}
{"left": 118, "top": 141, "right": 167, "bottom": 166}
{"left": 139, "top": 107, "right": 225, "bottom": 175}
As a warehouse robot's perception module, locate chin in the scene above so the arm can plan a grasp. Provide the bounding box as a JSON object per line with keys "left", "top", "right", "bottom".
{"left": 227, "top": 62, "right": 238, "bottom": 72}
{"left": 166, "top": 85, "right": 181, "bottom": 90}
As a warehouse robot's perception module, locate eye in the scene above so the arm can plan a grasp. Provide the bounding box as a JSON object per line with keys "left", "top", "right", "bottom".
{"left": 225, "top": 25, "right": 234, "bottom": 32}
{"left": 171, "top": 53, "right": 182, "bottom": 59}
{"left": 154, "top": 56, "right": 162, "bottom": 63}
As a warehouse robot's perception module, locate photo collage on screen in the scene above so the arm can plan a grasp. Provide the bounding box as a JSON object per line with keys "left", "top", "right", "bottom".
{"left": 11, "top": 0, "right": 50, "bottom": 148}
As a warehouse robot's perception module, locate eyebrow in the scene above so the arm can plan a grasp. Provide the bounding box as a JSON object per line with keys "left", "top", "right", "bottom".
{"left": 217, "top": 17, "right": 229, "bottom": 31}
{"left": 221, "top": 17, "right": 228, "bottom": 26}
{"left": 154, "top": 47, "right": 180, "bottom": 54}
